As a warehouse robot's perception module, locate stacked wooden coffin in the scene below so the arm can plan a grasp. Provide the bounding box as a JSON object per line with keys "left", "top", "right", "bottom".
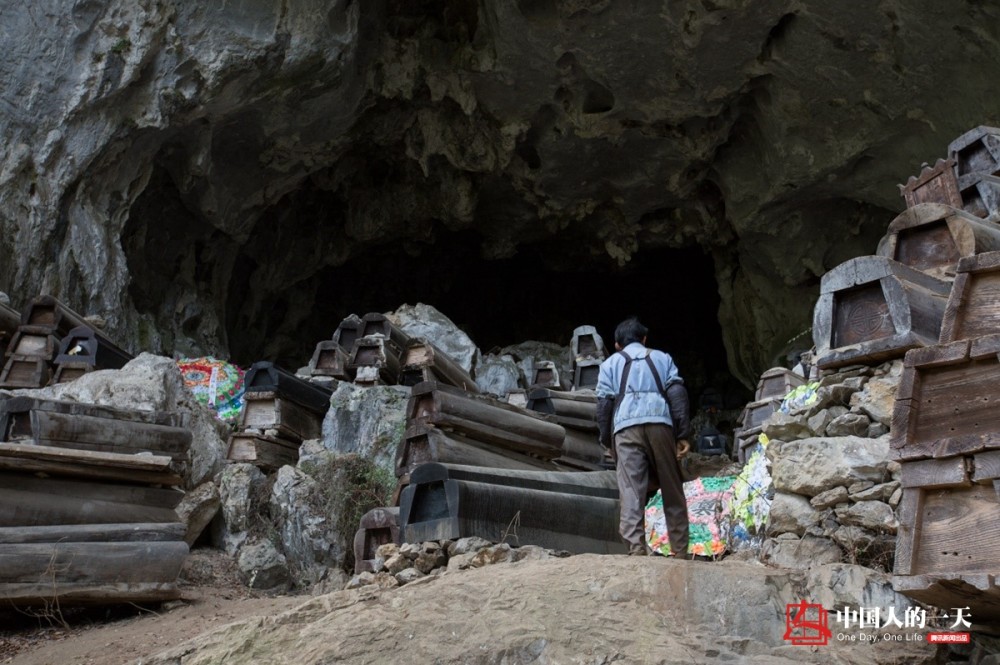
{"left": 0, "top": 296, "right": 132, "bottom": 389}
{"left": 734, "top": 367, "right": 804, "bottom": 463}
{"left": 226, "top": 362, "right": 332, "bottom": 471}
{"left": 890, "top": 250, "right": 1000, "bottom": 625}
{"left": 0, "top": 397, "right": 192, "bottom": 606}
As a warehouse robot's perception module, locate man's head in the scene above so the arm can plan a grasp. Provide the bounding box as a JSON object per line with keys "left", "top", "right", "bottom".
{"left": 614, "top": 317, "right": 648, "bottom": 349}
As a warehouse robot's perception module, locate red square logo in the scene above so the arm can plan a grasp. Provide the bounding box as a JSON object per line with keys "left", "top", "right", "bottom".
{"left": 784, "top": 600, "right": 832, "bottom": 646}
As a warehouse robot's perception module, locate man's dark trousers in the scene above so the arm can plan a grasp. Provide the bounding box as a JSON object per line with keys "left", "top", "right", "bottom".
{"left": 615, "top": 423, "right": 689, "bottom": 555}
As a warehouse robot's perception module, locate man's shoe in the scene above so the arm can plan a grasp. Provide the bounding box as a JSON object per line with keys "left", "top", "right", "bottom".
{"left": 628, "top": 545, "right": 648, "bottom": 556}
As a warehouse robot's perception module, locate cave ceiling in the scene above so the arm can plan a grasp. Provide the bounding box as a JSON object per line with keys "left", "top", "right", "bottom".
{"left": 1, "top": 0, "right": 999, "bottom": 386}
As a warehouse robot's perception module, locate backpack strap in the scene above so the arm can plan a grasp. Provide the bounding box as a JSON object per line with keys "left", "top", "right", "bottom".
{"left": 613, "top": 350, "right": 633, "bottom": 417}
{"left": 644, "top": 354, "right": 667, "bottom": 396}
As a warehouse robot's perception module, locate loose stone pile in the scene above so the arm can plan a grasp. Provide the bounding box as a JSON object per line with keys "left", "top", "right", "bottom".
{"left": 346, "top": 536, "right": 568, "bottom": 590}
{"left": 758, "top": 361, "right": 903, "bottom": 571}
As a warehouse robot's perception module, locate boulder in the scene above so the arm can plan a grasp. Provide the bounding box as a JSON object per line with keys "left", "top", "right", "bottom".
{"left": 470, "top": 543, "right": 514, "bottom": 567}
{"left": 835, "top": 501, "right": 898, "bottom": 534}
{"left": 762, "top": 411, "right": 815, "bottom": 441}
{"left": 767, "top": 493, "right": 821, "bottom": 536}
{"left": 825, "top": 412, "right": 870, "bottom": 437}
{"left": 849, "top": 360, "right": 903, "bottom": 426}
{"left": 237, "top": 539, "right": 290, "bottom": 592}
{"left": 850, "top": 481, "right": 899, "bottom": 502}
{"left": 384, "top": 553, "right": 412, "bottom": 575}
{"left": 387, "top": 303, "right": 481, "bottom": 374}
{"left": 27, "top": 353, "right": 229, "bottom": 488}
{"left": 322, "top": 382, "right": 409, "bottom": 473}
{"left": 215, "top": 463, "right": 267, "bottom": 555}
{"left": 473, "top": 354, "right": 524, "bottom": 396}
{"left": 809, "top": 486, "right": 848, "bottom": 510}
{"left": 761, "top": 535, "right": 843, "bottom": 569}
{"left": 448, "top": 536, "right": 494, "bottom": 557}
{"left": 269, "top": 464, "right": 350, "bottom": 586}
{"left": 395, "top": 567, "right": 426, "bottom": 585}
{"left": 175, "top": 481, "right": 221, "bottom": 546}
{"left": 768, "top": 436, "right": 891, "bottom": 497}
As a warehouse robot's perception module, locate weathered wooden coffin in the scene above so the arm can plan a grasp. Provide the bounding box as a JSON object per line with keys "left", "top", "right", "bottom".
{"left": 0, "top": 472, "right": 183, "bottom": 526}
{"left": 349, "top": 334, "right": 400, "bottom": 386}
{"left": 939, "top": 251, "right": 1000, "bottom": 343}
{"left": 399, "top": 463, "right": 626, "bottom": 554}
{"left": 407, "top": 381, "right": 565, "bottom": 459}
{"left": 53, "top": 325, "right": 132, "bottom": 371}
{"left": 239, "top": 391, "right": 322, "bottom": 442}
{"left": 956, "top": 174, "right": 1000, "bottom": 219}
{"left": 332, "top": 313, "right": 363, "bottom": 353}
{"left": 0, "top": 397, "right": 191, "bottom": 463}
{"left": 812, "top": 256, "right": 951, "bottom": 369}
{"left": 949, "top": 125, "right": 1000, "bottom": 179}
{"left": 401, "top": 338, "right": 478, "bottom": 393}
{"left": 570, "top": 325, "right": 607, "bottom": 362}
{"left": 898, "top": 159, "right": 962, "bottom": 209}
{"left": 877, "top": 203, "right": 1000, "bottom": 280}
{"left": 5, "top": 325, "right": 59, "bottom": 360}
{"left": 226, "top": 432, "right": 299, "bottom": 471}
{"left": 0, "top": 533, "right": 188, "bottom": 606}
{"left": 243, "top": 361, "right": 333, "bottom": 414}
{"left": 737, "top": 398, "right": 781, "bottom": 434}
{"left": 20, "top": 295, "right": 96, "bottom": 338}
{"left": 893, "top": 455, "right": 1000, "bottom": 625}
{"left": 573, "top": 358, "right": 602, "bottom": 390}
{"left": 395, "top": 424, "right": 557, "bottom": 478}
{"left": 52, "top": 362, "right": 92, "bottom": 384}
{"left": 754, "top": 367, "right": 804, "bottom": 402}
{"left": 0, "top": 354, "right": 51, "bottom": 389}
{"left": 360, "top": 313, "right": 409, "bottom": 363}
{"left": 353, "top": 506, "right": 400, "bottom": 574}
{"left": 890, "top": 336, "right": 1000, "bottom": 461}
{"left": 307, "top": 341, "right": 352, "bottom": 381}
{"left": 530, "top": 360, "right": 562, "bottom": 389}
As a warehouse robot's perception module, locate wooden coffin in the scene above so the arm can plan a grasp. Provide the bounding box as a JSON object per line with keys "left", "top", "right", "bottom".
{"left": 400, "top": 365, "right": 433, "bottom": 388}
{"left": 949, "top": 125, "right": 1000, "bottom": 179}
{"left": 0, "top": 537, "right": 188, "bottom": 606}
{"left": 349, "top": 334, "right": 400, "bottom": 386}
{"left": 0, "top": 472, "right": 183, "bottom": 526}
{"left": 53, "top": 325, "right": 132, "bottom": 371}
{"left": 395, "top": 424, "right": 557, "bottom": 478}
{"left": 0, "top": 354, "right": 51, "bottom": 389}
{"left": 20, "top": 295, "right": 93, "bottom": 336}
{"left": 570, "top": 325, "right": 607, "bottom": 362}
{"left": 0, "top": 440, "right": 181, "bottom": 487}
{"left": 359, "top": 313, "right": 409, "bottom": 363}
{"left": 890, "top": 336, "right": 1000, "bottom": 461}
{"left": 939, "top": 251, "right": 1000, "bottom": 343}
{"left": 401, "top": 338, "right": 478, "bottom": 393}
{"left": 893, "top": 454, "right": 1000, "bottom": 625}
{"left": 0, "top": 301, "right": 20, "bottom": 338}
{"left": 754, "top": 367, "right": 804, "bottom": 402}
{"left": 530, "top": 361, "right": 562, "bottom": 389}
{"left": 243, "top": 361, "right": 333, "bottom": 414}
{"left": 573, "top": 359, "right": 602, "bottom": 390}
{"left": 812, "top": 256, "right": 951, "bottom": 369}
{"left": 0, "top": 398, "right": 191, "bottom": 462}
{"left": 738, "top": 398, "right": 781, "bottom": 434}
{"left": 226, "top": 432, "right": 299, "bottom": 471}
{"left": 877, "top": 203, "right": 1000, "bottom": 280}
{"left": 332, "top": 313, "right": 363, "bottom": 353}
{"left": 352, "top": 506, "right": 400, "bottom": 574}
{"left": 898, "top": 158, "right": 962, "bottom": 209}
{"left": 239, "top": 391, "right": 322, "bottom": 442}
{"left": 526, "top": 388, "right": 597, "bottom": 432}
{"left": 399, "top": 463, "right": 626, "bottom": 554}
{"left": 956, "top": 173, "right": 1000, "bottom": 219}
{"left": 505, "top": 390, "right": 528, "bottom": 409}
{"left": 5, "top": 325, "right": 59, "bottom": 360}
{"left": 307, "top": 341, "right": 352, "bottom": 381}
{"left": 407, "top": 381, "right": 565, "bottom": 459}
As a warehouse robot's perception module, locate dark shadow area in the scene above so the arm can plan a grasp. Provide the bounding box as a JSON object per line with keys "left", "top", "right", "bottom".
{"left": 246, "top": 230, "right": 748, "bottom": 405}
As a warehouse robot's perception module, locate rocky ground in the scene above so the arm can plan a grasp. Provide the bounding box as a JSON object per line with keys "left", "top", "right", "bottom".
{"left": 4, "top": 548, "right": 985, "bottom": 665}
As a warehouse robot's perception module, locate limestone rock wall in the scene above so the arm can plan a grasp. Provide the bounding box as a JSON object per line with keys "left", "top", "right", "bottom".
{"left": 3, "top": 1, "right": 1000, "bottom": 384}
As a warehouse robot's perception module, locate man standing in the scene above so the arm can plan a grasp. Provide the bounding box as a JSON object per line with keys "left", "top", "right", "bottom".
{"left": 596, "top": 317, "right": 691, "bottom": 557}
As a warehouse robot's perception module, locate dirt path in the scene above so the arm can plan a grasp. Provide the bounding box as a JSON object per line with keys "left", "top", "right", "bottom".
{"left": 1, "top": 551, "right": 307, "bottom": 665}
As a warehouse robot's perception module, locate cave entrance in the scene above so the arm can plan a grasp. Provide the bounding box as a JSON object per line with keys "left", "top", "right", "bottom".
{"left": 226, "top": 232, "right": 750, "bottom": 412}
